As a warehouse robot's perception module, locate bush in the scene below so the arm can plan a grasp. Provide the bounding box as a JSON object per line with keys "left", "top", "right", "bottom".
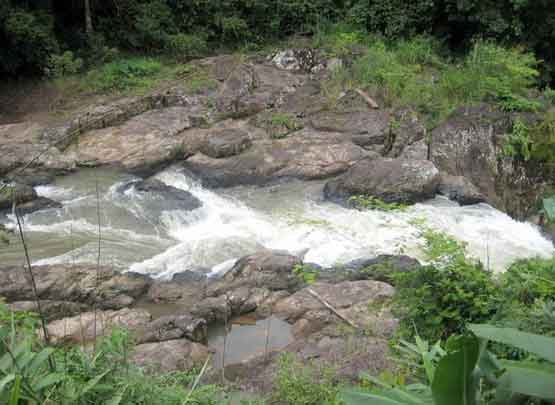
{"left": 393, "top": 228, "right": 500, "bottom": 341}
{"left": 165, "top": 33, "right": 208, "bottom": 59}
{"left": 501, "top": 258, "right": 555, "bottom": 305}
{"left": 45, "top": 51, "right": 83, "bottom": 78}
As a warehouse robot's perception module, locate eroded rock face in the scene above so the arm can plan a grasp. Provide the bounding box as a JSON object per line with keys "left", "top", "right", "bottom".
{"left": 324, "top": 157, "right": 440, "bottom": 204}
{"left": 0, "top": 264, "right": 151, "bottom": 309}
{"left": 131, "top": 339, "right": 210, "bottom": 373}
{"left": 271, "top": 49, "right": 318, "bottom": 72}
{"left": 429, "top": 105, "right": 544, "bottom": 218}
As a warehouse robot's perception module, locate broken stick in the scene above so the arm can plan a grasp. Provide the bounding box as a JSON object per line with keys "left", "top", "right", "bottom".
{"left": 307, "top": 288, "right": 359, "bottom": 329}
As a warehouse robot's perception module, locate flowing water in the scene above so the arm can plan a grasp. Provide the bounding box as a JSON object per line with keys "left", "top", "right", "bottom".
{"left": 1, "top": 165, "right": 553, "bottom": 276}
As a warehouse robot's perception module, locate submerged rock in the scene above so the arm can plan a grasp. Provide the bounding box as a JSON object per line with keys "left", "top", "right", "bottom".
{"left": 0, "top": 182, "right": 37, "bottom": 210}
{"left": 130, "top": 178, "right": 202, "bottom": 211}
{"left": 324, "top": 157, "right": 440, "bottom": 204}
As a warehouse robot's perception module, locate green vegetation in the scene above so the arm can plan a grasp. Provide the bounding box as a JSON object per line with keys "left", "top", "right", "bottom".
{"left": 272, "top": 354, "right": 341, "bottom": 405}
{"left": 0, "top": 303, "right": 222, "bottom": 404}
{"left": 254, "top": 112, "right": 304, "bottom": 139}
{"left": 349, "top": 195, "right": 408, "bottom": 212}
{"left": 329, "top": 36, "right": 541, "bottom": 127}
{"left": 341, "top": 325, "right": 555, "bottom": 404}
{"left": 293, "top": 264, "right": 320, "bottom": 285}
{"left": 393, "top": 228, "right": 499, "bottom": 341}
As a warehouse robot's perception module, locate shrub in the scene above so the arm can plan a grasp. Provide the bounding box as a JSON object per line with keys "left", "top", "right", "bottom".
{"left": 165, "top": 33, "right": 208, "bottom": 59}
{"left": 349, "top": 195, "right": 408, "bottom": 211}
{"left": 393, "top": 228, "right": 500, "bottom": 341}
{"left": 45, "top": 51, "right": 83, "bottom": 78}
{"left": 501, "top": 258, "right": 555, "bottom": 305}
{"left": 293, "top": 263, "right": 320, "bottom": 284}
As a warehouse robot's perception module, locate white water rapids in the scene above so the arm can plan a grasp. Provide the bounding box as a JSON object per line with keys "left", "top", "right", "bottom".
{"left": 1, "top": 166, "right": 553, "bottom": 278}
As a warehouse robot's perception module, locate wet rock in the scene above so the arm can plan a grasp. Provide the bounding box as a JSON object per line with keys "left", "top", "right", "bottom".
{"left": 0, "top": 264, "right": 151, "bottom": 309}
{"left": 9, "top": 197, "right": 62, "bottom": 215}
{"left": 200, "top": 128, "right": 252, "bottom": 158}
{"left": 324, "top": 157, "right": 440, "bottom": 204}
{"left": 8, "top": 300, "right": 89, "bottom": 321}
{"left": 184, "top": 130, "right": 370, "bottom": 188}
{"left": 46, "top": 308, "right": 152, "bottom": 344}
{"left": 0, "top": 182, "right": 37, "bottom": 210}
{"left": 131, "top": 339, "right": 210, "bottom": 373}
{"left": 147, "top": 278, "right": 206, "bottom": 306}
{"left": 131, "top": 178, "right": 202, "bottom": 211}
{"left": 438, "top": 174, "right": 486, "bottom": 206}
{"left": 137, "top": 314, "right": 207, "bottom": 344}
{"left": 171, "top": 269, "right": 209, "bottom": 283}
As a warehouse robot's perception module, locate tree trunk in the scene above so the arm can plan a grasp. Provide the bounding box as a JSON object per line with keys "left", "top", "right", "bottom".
{"left": 84, "top": 0, "right": 93, "bottom": 34}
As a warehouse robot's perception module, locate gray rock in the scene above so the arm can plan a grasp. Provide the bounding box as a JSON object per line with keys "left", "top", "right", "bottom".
{"left": 200, "top": 128, "right": 252, "bottom": 158}
{"left": 0, "top": 182, "right": 37, "bottom": 210}
{"left": 438, "top": 174, "right": 486, "bottom": 206}
{"left": 131, "top": 339, "right": 210, "bottom": 373}
{"left": 324, "top": 157, "right": 440, "bottom": 204}
{"left": 137, "top": 314, "right": 207, "bottom": 344}
{"left": 131, "top": 178, "right": 202, "bottom": 211}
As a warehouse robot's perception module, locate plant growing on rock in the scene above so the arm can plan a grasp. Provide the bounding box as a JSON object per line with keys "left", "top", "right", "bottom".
{"left": 348, "top": 195, "right": 408, "bottom": 212}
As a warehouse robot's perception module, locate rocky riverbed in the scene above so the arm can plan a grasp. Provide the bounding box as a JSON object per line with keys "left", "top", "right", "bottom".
{"left": 1, "top": 47, "right": 554, "bottom": 394}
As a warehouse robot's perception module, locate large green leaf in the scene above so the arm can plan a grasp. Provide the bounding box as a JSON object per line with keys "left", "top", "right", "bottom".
{"left": 469, "top": 324, "right": 555, "bottom": 362}
{"left": 8, "top": 375, "right": 21, "bottom": 405}
{"left": 340, "top": 387, "right": 432, "bottom": 405}
{"left": 496, "top": 360, "right": 555, "bottom": 400}
{"left": 431, "top": 335, "right": 480, "bottom": 405}
{"left": 0, "top": 374, "right": 15, "bottom": 394}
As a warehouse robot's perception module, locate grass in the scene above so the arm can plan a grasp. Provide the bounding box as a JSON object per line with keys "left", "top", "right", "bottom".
{"left": 320, "top": 26, "right": 541, "bottom": 128}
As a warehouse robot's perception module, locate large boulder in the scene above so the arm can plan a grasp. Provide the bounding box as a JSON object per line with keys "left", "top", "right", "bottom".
{"left": 184, "top": 129, "right": 370, "bottom": 188}
{"left": 70, "top": 106, "right": 207, "bottom": 175}
{"left": 0, "top": 264, "right": 151, "bottom": 310}
{"left": 131, "top": 339, "right": 210, "bottom": 373}
{"left": 324, "top": 157, "right": 440, "bottom": 204}
{"left": 216, "top": 63, "right": 261, "bottom": 117}
{"left": 428, "top": 104, "right": 545, "bottom": 218}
